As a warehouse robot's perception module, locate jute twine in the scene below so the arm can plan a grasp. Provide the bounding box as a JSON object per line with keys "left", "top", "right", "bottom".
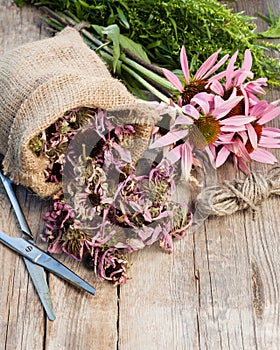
{"left": 197, "top": 167, "right": 280, "bottom": 217}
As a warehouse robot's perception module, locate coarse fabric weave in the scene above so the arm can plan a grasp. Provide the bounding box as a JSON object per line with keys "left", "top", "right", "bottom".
{"left": 0, "top": 27, "right": 155, "bottom": 197}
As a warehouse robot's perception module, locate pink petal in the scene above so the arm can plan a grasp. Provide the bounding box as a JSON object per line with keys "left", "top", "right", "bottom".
{"left": 162, "top": 68, "right": 184, "bottom": 92}
{"left": 182, "top": 104, "right": 200, "bottom": 120}
{"left": 261, "top": 127, "right": 280, "bottom": 137}
{"left": 209, "top": 80, "right": 224, "bottom": 95}
{"left": 213, "top": 93, "right": 244, "bottom": 119}
{"left": 194, "top": 48, "right": 222, "bottom": 80}
{"left": 240, "top": 85, "right": 249, "bottom": 116}
{"left": 235, "top": 70, "right": 254, "bottom": 86}
{"left": 216, "top": 146, "right": 231, "bottom": 167}
{"left": 225, "top": 50, "right": 238, "bottom": 90}
{"left": 191, "top": 94, "right": 211, "bottom": 115}
{"left": 221, "top": 125, "right": 246, "bottom": 132}
{"left": 228, "top": 139, "right": 251, "bottom": 162}
{"left": 180, "top": 46, "right": 190, "bottom": 85}
{"left": 175, "top": 113, "right": 194, "bottom": 125}
{"left": 249, "top": 100, "right": 269, "bottom": 117}
{"left": 234, "top": 155, "right": 251, "bottom": 174}
{"left": 191, "top": 92, "right": 214, "bottom": 115}
{"left": 250, "top": 148, "right": 278, "bottom": 164}
{"left": 217, "top": 132, "right": 235, "bottom": 142}
{"left": 242, "top": 49, "right": 252, "bottom": 71}
{"left": 150, "top": 129, "right": 188, "bottom": 148}
{"left": 181, "top": 142, "right": 193, "bottom": 179}
{"left": 259, "top": 140, "right": 280, "bottom": 148}
{"left": 208, "top": 70, "right": 226, "bottom": 82}
{"left": 246, "top": 123, "right": 258, "bottom": 150}
{"left": 221, "top": 116, "right": 255, "bottom": 126}
{"left": 258, "top": 105, "right": 280, "bottom": 125}
{"left": 165, "top": 145, "right": 181, "bottom": 165}
{"left": 202, "top": 53, "right": 229, "bottom": 79}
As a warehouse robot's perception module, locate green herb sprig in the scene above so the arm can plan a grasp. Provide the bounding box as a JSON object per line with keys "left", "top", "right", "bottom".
{"left": 14, "top": 0, "right": 280, "bottom": 88}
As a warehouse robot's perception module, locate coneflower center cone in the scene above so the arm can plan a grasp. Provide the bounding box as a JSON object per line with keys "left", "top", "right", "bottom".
{"left": 192, "top": 115, "right": 221, "bottom": 146}
{"left": 181, "top": 80, "right": 210, "bottom": 105}
{"left": 223, "top": 87, "right": 245, "bottom": 117}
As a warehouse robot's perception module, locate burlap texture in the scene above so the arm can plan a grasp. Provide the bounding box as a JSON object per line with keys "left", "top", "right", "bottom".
{"left": 0, "top": 27, "right": 155, "bottom": 197}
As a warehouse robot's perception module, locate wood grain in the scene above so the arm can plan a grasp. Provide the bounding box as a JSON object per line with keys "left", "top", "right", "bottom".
{"left": 0, "top": 0, "right": 280, "bottom": 349}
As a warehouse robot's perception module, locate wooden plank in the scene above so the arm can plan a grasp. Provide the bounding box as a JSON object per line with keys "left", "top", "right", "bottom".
{"left": 1, "top": 0, "right": 280, "bottom": 349}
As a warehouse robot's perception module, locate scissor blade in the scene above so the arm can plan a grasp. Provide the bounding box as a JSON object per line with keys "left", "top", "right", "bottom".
{"left": 23, "top": 257, "right": 56, "bottom": 320}
{"left": 35, "top": 251, "right": 96, "bottom": 295}
{"left": 0, "top": 172, "right": 32, "bottom": 238}
{"left": 0, "top": 231, "right": 56, "bottom": 319}
{"left": 0, "top": 232, "right": 95, "bottom": 295}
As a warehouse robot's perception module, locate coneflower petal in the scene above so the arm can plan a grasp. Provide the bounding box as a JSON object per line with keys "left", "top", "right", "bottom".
{"left": 162, "top": 68, "right": 184, "bottom": 92}
{"left": 182, "top": 104, "right": 200, "bottom": 120}
{"left": 208, "top": 80, "right": 224, "bottom": 95}
{"left": 180, "top": 46, "right": 190, "bottom": 85}
{"left": 242, "top": 49, "right": 253, "bottom": 71}
{"left": 194, "top": 48, "right": 222, "bottom": 80}
{"left": 191, "top": 93, "right": 212, "bottom": 115}
{"left": 175, "top": 113, "right": 194, "bottom": 125}
{"left": 150, "top": 129, "right": 188, "bottom": 148}
{"left": 261, "top": 127, "right": 280, "bottom": 137}
{"left": 250, "top": 148, "right": 278, "bottom": 164}
{"left": 216, "top": 146, "right": 230, "bottom": 167}
{"left": 203, "top": 53, "right": 229, "bottom": 79}
{"left": 246, "top": 123, "right": 258, "bottom": 150}
{"left": 225, "top": 50, "right": 238, "bottom": 90}
{"left": 258, "top": 106, "right": 280, "bottom": 125}
{"left": 221, "top": 125, "right": 246, "bottom": 132}
{"left": 181, "top": 142, "right": 193, "bottom": 180}
{"left": 221, "top": 116, "right": 255, "bottom": 126}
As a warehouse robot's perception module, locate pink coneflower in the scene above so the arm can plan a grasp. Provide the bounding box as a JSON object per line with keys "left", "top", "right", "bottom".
{"left": 208, "top": 49, "right": 267, "bottom": 115}
{"left": 162, "top": 46, "right": 229, "bottom": 106}
{"left": 151, "top": 89, "right": 252, "bottom": 177}
{"left": 212, "top": 99, "right": 280, "bottom": 173}
{"left": 245, "top": 100, "right": 280, "bottom": 163}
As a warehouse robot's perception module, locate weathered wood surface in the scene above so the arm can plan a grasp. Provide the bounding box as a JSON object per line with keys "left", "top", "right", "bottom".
{"left": 0, "top": 0, "right": 279, "bottom": 349}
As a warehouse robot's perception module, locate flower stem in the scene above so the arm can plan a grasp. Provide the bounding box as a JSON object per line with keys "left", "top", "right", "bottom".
{"left": 41, "top": 7, "right": 174, "bottom": 102}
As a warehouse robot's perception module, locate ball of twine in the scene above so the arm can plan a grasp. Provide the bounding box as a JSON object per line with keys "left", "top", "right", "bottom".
{"left": 196, "top": 167, "right": 280, "bottom": 217}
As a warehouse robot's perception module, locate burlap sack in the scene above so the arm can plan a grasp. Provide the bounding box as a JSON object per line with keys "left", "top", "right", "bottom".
{"left": 0, "top": 27, "right": 156, "bottom": 197}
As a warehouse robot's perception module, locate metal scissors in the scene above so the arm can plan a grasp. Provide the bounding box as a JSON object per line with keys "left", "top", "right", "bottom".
{"left": 0, "top": 172, "right": 96, "bottom": 321}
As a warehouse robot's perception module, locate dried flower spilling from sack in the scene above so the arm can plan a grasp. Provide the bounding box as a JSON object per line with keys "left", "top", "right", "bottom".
{"left": 39, "top": 108, "right": 192, "bottom": 285}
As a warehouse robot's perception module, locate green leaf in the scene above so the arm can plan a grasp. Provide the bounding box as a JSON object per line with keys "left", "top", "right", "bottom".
{"left": 257, "top": 8, "right": 280, "bottom": 39}
{"left": 258, "top": 28, "right": 280, "bottom": 39}
{"left": 92, "top": 24, "right": 121, "bottom": 73}
{"left": 119, "top": 35, "right": 150, "bottom": 63}
{"left": 92, "top": 24, "right": 105, "bottom": 36}
{"left": 117, "top": 7, "right": 130, "bottom": 29}
{"left": 102, "top": 24, "right": 121, "bottom": 73}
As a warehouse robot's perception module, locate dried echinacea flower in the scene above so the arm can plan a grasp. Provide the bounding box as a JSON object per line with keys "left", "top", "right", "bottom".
{"left": 29, "top": 107, "right": 95, "bottom": 183}
{"left": 82, "top": 247, "right": 129, "bottom": 286}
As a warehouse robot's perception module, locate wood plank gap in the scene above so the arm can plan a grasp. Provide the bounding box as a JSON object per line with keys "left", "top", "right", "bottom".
{"left": 196, "top": 313, "right": 201, "bottom": 350}
{"left": 116, "top": 285, "right": 120, "bottom": 350}
{"left": 203, "top": 226, "right": 215, "bottom": 321}
{"left": 242, "top": 211, "right": 260, "bottom": 350}
{"left": 4, "top": 308, "right": 11, "bottom": 350}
